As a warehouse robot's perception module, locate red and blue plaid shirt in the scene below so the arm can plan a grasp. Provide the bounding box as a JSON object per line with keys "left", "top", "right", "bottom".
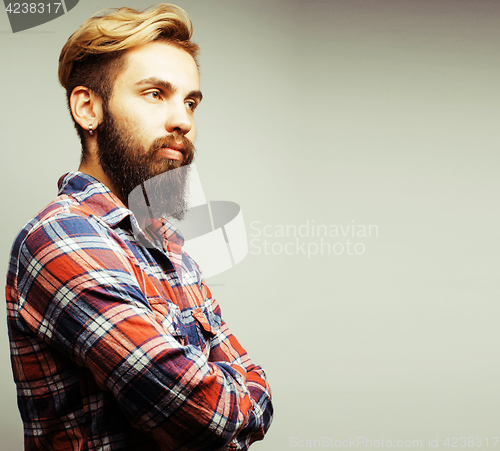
{"left": 6, "top": 172, "right": 272, "bottom": 450}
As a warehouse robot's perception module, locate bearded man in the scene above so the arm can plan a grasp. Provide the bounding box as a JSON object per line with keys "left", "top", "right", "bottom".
{"left": 5, "top": 4, "right": 273, "bottom": 450}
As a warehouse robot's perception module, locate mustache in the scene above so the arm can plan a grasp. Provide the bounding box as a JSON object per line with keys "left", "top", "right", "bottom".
{"left": 150, "top": 133, "right": 195, "bottom": 165}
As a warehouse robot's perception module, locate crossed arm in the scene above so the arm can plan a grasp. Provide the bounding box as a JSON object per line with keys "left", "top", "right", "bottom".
{"left": 10, "top": 210, "right": 273, "bottom": 450}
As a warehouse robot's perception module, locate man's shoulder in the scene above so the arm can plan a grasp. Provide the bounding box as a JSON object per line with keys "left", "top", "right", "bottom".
{"left": 6, "top": 191, "right": 103, "bottom": 289}
{"left": 11, "top": 193, "right": 101, "bottom": 256}
{"left": 15, "top": 172, "right": 129, "bottom": 245}
{"left": 27, "top": 187, "right": 99, "bottom": 228}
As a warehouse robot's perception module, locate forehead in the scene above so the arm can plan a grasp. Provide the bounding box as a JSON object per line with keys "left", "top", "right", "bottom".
{"left": 116, "top": 41, "right": 199, "bottom": 89}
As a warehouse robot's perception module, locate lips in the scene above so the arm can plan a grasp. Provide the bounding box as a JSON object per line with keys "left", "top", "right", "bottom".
{"left": 158, "top": 147, "right": 184, "bottom": 161}
{"left": 151, "top": 133, "right": 195, "bottom": 165}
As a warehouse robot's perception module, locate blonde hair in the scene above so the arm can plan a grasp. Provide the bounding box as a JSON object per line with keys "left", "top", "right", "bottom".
{"left": 58, "top": 4, "right": 199, "bottom": 149}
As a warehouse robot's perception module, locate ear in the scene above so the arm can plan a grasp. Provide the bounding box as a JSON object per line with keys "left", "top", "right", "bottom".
{"left": 70, "top": 86, "right": 104, "bottom": 134}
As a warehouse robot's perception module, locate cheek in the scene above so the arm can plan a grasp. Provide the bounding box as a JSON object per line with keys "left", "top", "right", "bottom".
{"left": 119, "top": 111, "right": 146, "bottom": 135}
{"left": 110, "top": 94, "right": 144, "bottom": 127}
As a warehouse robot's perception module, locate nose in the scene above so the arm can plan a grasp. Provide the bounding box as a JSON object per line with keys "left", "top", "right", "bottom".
{"left": 165, "top": 100, "right": 192, "bottom": 136}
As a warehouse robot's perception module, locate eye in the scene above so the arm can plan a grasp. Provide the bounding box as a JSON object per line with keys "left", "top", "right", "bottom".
{"left": 144, "top": 91, "right": 162, "bottom": 101}
{"left": 185, "top": 100, "right": 197, "bottom": 111}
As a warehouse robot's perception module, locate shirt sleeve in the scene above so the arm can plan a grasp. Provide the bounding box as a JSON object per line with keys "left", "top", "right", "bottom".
{"left": 14, "top": 211, "right": 273, "bottom": 451}
{"left": 195, "top": 281, "right": 273, "bottom": 450}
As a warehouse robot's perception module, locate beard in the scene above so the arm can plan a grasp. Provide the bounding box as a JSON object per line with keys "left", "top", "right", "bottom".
{"left": 96, "top": 108, "right": 195, "bottom": 222}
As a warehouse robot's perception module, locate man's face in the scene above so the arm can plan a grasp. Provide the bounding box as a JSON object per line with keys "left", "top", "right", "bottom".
{"left": 96, "top": 41, "right": 202, "bottom": 219}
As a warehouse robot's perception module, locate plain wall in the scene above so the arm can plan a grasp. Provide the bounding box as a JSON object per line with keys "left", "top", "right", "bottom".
{"left": 1, "top": 0, "right": 500, "bottom": 449}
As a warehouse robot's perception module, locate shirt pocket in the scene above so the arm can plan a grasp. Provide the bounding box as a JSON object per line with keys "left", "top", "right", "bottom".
{"left": 190, "top": 307, "right": 221, "bottom": 355}
{"left": 149, "top": 296, "right": 184, "bottom": 342}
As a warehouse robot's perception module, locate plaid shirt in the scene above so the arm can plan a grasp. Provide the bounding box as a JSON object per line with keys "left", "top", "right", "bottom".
{"left": 6, "top": 172, "right": 272, "bottom": 451}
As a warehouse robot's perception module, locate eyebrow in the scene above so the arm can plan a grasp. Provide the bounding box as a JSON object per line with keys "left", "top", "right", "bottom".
{"left": 135, "top": 77, "right": 203, "bottom": 102}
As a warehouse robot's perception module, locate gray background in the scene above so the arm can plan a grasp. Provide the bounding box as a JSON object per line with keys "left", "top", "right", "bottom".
{"left": 1, "top": 0, "right": 500, "bottom": 449}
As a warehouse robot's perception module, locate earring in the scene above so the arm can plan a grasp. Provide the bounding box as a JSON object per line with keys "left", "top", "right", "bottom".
{"left": 88, "top": 124, "right": 94, "bottom": 135}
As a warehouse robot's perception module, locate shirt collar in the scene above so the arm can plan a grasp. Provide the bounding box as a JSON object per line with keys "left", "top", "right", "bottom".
{"left": 58, "top": 171, "right": 185, "bottom": 250}
{"left": 58, "top": 171, "right": 129, "bottom": 227}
